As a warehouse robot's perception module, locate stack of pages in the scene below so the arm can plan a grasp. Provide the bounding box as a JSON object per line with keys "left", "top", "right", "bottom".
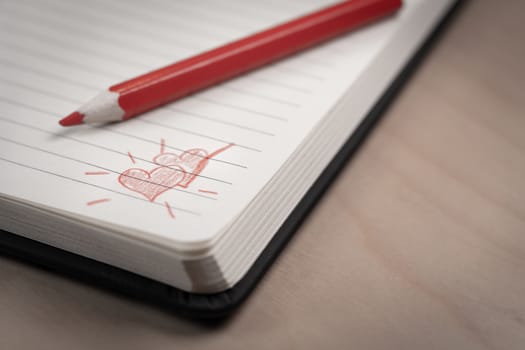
{"left": 0, "top": 0, "right": 455, "bottom": 303}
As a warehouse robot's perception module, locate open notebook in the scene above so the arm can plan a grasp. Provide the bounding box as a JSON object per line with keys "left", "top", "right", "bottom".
{"left": 0, "top": 0, "right": 457, "bottom": 316}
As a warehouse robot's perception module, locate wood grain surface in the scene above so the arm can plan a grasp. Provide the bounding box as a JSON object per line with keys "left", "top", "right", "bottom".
{"left": 1, "top": 0, "right": 524, "bottom": 349}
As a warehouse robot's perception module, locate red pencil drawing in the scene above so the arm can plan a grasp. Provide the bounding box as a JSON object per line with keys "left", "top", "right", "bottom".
{"left": 84, "top": 139, "right": 231, "bottom": 218}
{"left": 119, "top": 164, "right": 186, "bottom": 202}
{"left": 87, "top": 198, "right": 111, "bottom": 206}
{"left": 165, "top": 201, "right": 175, "bottom": 219}
{"left": 85, "top": 171, "right": 110, "bottom": 175}
{"left": 127, "top": 151, "right": 136, "bottom": 164}
{"left": 160, "top": 138, "right": 166, "bottom": 154}
{"left": 118, "top": 141, "right": 233, "bottom": 202}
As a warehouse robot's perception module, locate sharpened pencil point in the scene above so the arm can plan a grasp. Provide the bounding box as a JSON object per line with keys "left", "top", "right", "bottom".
{"left": 59, "top": 111, "right": 85, "bottom": 126}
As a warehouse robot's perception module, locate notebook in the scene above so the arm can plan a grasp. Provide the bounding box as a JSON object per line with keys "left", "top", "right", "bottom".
{"left": 0, "top": 0, "right": 458, "bottom": 317}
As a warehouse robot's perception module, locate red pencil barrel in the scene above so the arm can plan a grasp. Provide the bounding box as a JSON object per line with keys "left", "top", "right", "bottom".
{"left": 110, "top": 0, "right": 402, "bottom": 120}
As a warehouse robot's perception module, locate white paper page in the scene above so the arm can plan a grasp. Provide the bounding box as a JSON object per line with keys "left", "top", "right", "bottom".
{"left": 0, "top": 0, "right": 405, "bottom": 248}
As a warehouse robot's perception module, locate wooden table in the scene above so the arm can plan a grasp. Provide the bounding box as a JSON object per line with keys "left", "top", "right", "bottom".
{"left": 1, "top": 0, "right": 524, "bottom": 348}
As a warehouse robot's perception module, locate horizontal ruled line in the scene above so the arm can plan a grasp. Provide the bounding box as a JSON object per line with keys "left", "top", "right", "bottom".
{"left": 2, "top": 23, "right": 153, "bottom": 71}
{"left": 294, "top": 55, "right": 338, "bottom": 69}
{"left": 48, "top": 0, "right": 217, "bottom": 50}
{"left": 220, "top": 85, "right": 300, "bottom": 107}
{"left": 5, "top": 4, "right": 178, "bottom": 61}
{"left": 164, "top": 107, "right": 276, "bottom": 136}
{"left": 249, "top": 76, "right": 313, "bottom": 94}
{"left": 0, "top": 96, "right": 61, "bottom": 119}
{"left": 8, "top": 1, "right": 206, "bottom": 53}
{"left": 87, "top": 0, "right": 236, "bottom": 42}
{"left": 0, "top": 77, "right": 81, "bottom": 105}
{"left": 138, "top": 119, "right": 262, "bottom": 152}
{"left": 0, "top": 58, "right": 101, "bottom": 91}
{"left": 271, "top": 66, "right": 325, "bottom": 81}
{"left": 184, "top": 0, "right": 278, "bottom": 23}
{"left": 135, "top": 0, "right": 267, "bottom": 32}
{"left": 194, "top": 96, "right": 288, "bottom": 122}
{"left": 0, "top": 39, "right": 123, "bottom": 80}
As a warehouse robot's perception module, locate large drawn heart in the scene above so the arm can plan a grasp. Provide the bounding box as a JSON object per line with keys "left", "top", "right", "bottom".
{"left": 118, "top": 165, "right": 186, "bottom": 202}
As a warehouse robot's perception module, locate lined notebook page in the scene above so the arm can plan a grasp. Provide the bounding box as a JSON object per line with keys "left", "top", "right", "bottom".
{"left": 0, "top": 0, "right": 397, "bottom": 246}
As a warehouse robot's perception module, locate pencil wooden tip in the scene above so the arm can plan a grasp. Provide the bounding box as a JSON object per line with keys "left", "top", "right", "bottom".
{"left": 59, "top": 111, "right": 85, "bottom": 126}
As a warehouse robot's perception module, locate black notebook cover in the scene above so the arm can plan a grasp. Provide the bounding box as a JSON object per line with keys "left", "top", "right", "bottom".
{"left": 0, "top": 1, "right": 462, "bottom": 319}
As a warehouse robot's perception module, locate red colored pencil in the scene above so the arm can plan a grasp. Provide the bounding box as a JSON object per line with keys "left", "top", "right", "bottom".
{"left": 59, "top": 0, "right": 402, "bottom": 126}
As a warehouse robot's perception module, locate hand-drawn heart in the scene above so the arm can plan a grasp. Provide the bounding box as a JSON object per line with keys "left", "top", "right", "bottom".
{"left": 153, "top": 148, "right": 209, "bottom": 188}
{"left": 118, "top": 165, "right": 186, "bottom": 202}
{"left": 118, "top": 143, "right": 233, "bottom": 200}
{"left": 151, "top": 143, "right": 233, "bottom": 188}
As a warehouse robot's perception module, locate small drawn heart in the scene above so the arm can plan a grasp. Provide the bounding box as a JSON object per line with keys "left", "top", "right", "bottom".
{"left": 153, "top": 148, "right": 208, "bottom": 188}
{"left": 119, "top": 165, "right": 186, "bottom": 202}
